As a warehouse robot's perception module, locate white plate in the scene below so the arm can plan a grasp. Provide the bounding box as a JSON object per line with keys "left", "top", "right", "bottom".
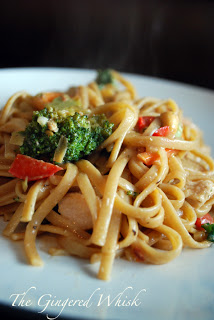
{"left": 0, "top": 68, "right": 214, "bottom": 320}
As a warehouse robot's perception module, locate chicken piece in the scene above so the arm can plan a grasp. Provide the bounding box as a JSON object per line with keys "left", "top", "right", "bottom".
{"left": 184, "top": 180, "right": 214, "bottom": 209}
{"left": 181, "top": 152, "right": 208, "bottom": 173}
{"left": 58, "top": 193, "right": 93, "bottom": 230}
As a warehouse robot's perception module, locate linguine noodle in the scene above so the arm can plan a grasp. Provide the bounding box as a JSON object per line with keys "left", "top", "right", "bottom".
{"left": 0, "top": 70, "right": 214, "bottom": 280}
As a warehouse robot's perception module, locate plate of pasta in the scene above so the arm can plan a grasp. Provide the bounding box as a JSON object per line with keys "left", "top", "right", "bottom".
{"left": 0, "top": 68, "right": 214, "bottom": 320}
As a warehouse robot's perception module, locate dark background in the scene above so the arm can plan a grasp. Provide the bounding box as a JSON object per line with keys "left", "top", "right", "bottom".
{"left": 0, "top": 0, "right": 214, "bottom": 90}
{"left": 0, "top": 0, "right": 214, "bottom": 319}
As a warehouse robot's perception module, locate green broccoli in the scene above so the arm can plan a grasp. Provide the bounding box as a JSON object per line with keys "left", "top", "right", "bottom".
{"left": 20, "top": 103, "right": 114, "bottom": 163}
{"left": 95, "top": 69, "right": 114, "bottom": 88}
{"left": 201, "top": 223, "right": 214, "bottom": 242}
{"left": 126, "top": 190, "right": 139, "bottom": 198}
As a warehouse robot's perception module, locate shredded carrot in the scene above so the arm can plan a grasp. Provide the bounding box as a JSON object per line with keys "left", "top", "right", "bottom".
{"left": 137, "top": 149, "right": 177, "bottom": 166}
{"left": 137, "top": 152, "right": 159, "bottom": 166}
{"left": 32, "top": 92, "right": 62, "bottom": 110}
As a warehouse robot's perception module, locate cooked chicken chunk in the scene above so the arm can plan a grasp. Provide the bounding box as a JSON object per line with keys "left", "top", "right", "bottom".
{"left": 181, "top": 152, "right": 208, "bottom": 173}
{"left": 184, "top": 180, "right": 214, "bottom": 208}
{"left": 58, "top": 193, "right": 93, "bottom": 230}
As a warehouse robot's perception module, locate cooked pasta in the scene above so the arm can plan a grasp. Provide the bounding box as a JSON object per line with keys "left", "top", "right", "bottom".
{"left": 0, "top": 70, "right": 214, "bottom": 281}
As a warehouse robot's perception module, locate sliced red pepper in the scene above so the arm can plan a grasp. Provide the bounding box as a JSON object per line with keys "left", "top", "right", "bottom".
{"left": 153, "top": 126, "right": 170, "bottom": 137}
{"left": 9, "top": 154, "right": 63, "bottom": 181}
{"left": 195, "top": 213, "right": 214, "bottom": 231}
{"left": 137, "top": 116, "right": 154, "bottom": 132}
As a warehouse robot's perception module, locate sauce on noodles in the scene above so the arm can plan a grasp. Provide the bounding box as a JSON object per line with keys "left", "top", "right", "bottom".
{"left": 0, "top": 70, "right": 214, "bottom": 281}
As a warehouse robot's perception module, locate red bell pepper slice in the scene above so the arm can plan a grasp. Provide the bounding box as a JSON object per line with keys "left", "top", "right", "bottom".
{"left": 153, "top": 126, "right": 170, "bottom": 137}
{"left": 137, "top": 116, "right": 154, "bottom": 132}
{"left": 9, "top": 154, "right": 63, "bottom": 181}
{"left": 195, "top": 213, "right": 214, "bottom": 231}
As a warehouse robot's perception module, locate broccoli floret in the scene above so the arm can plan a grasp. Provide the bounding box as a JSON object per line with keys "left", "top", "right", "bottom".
{"left": 96, "top": 69, "right": 114, "bottom": 87}
{"left": 20, "top": 108, "right": 114, "bottom": 163}
{"left": 126, "top": 190, "right": 139, "bottom": 198}
{"left": 202, "top": 223, "right": 214, "bottom": 242}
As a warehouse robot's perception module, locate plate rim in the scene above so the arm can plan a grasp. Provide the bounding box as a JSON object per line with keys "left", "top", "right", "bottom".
{"left": 0, "top": 66, "right": 214, "bottom": 95}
